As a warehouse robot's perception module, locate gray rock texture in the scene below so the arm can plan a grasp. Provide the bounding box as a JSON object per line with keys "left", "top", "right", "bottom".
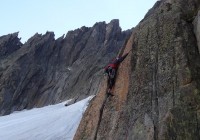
{"left": 193, "top": 10, "right": 200, "bottom": 53}
{"left": 0, "top": 32, "right": 22, "bottom": 58}
{"left": 0, "top": 19, "right": 131, "bottom": 115}
{"left": 74, "top": 0, "right": 200, "bottom": 140}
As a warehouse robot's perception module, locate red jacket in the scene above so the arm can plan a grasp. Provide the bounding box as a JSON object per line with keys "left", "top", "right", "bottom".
{"left": 104, "top": 53, "right": 128, "bottom": 71}
{"left": 104, "top": 63, "right": 118, "bottom": 70}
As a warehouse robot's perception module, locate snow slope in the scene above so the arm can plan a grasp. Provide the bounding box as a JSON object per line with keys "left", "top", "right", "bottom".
{"left": 0, "top": 96, "right": 94, "bottom": 140}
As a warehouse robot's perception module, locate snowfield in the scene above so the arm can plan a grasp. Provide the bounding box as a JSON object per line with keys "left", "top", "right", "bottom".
{"left": 0, "top": 96, "right": 94, "bottom": 140}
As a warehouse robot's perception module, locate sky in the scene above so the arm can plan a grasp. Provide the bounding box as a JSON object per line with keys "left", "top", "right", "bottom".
{"left": 0, "top": 0, "right": 157, "bottom": 43}
{"left": 0, "top": 96, "right": 94, "bottom": 140}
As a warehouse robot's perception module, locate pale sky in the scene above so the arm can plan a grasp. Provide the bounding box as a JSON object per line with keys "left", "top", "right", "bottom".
{"left": 0, "top": 0, "right": 157, "bottom": 43}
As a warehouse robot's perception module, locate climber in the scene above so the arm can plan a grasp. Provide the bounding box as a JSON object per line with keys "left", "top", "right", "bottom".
{"left": 104, "top": 52, "right": 129, "bottom": 96}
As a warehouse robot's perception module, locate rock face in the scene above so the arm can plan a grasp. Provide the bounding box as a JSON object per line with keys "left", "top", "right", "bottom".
{"left": 0, "top": 32, "right": 22, "bottom": 58}
{"left": 0, "top": 19, "right": 131, "bottom": 115}
{"left": 193, "top": 10, "right": 200, "bottom": 53}
{"left": 74, "top": 0, "right": 200, "bottom": 140}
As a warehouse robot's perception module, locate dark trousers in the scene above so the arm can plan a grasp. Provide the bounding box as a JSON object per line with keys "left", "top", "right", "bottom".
{"left": 107, "top": 68, "right": 116, "bottom": 89}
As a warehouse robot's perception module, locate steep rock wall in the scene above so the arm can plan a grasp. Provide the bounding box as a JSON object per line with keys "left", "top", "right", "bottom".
{"left": 74, "top": 32, "right": 133, "bottom": 140}
{"left": 74, "top": 0, "right": 200, "bottom": 139}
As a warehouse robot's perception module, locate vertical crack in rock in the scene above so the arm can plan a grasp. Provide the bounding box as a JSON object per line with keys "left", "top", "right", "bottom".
{"left": 151, "top": 13, "right": 161, "bottom": 140}
{"left": 73, "top": 77, "right": 109, "bottom": 140}
{"left": 94, "top": 94, "right": 109, "bottom": 140}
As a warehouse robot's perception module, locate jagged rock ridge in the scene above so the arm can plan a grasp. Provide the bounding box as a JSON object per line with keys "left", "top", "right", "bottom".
{"left": 0, "top": 32, "right": 22, "bottom": 58}
{"left": 74, "top": 0, "right": 200, "bottom": 139}
{"left": 0, "top": 19, "right": 131, "bottom": 115}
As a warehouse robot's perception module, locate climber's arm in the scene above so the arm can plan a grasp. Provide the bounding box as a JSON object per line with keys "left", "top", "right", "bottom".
{"left": 118, "top": 53, "right": 129, "bottom": 63}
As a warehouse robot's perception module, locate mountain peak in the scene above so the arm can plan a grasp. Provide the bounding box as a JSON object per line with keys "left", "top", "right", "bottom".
{"left": 0, "top": 19, "right": 131, "bottom": 116}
